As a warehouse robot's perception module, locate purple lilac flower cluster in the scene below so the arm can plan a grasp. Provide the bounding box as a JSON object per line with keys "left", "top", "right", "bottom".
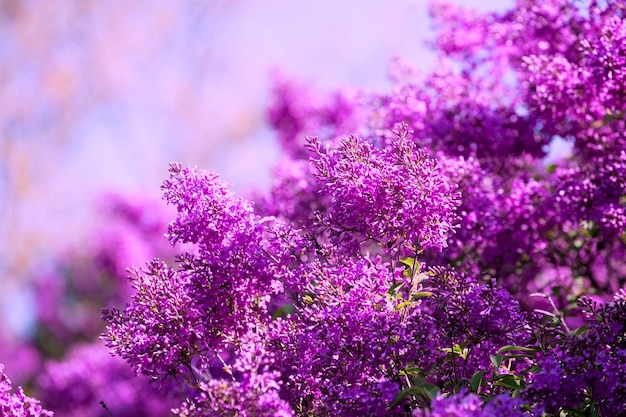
{"left": 307, "top": 127, "right": 460, "bottom": 255}
{"left": 526, "top": 293, "right": 626, "bottom": 416}
{"left": 4, "top": 0, "right": 624, "bottom": 416}
{"left": 0, "top": 365, "right": 52, "bottom": 417}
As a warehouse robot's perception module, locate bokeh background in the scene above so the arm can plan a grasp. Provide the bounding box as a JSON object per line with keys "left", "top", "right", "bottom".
{"left": 0, "top": 0, "right": 511, "bottom": 373}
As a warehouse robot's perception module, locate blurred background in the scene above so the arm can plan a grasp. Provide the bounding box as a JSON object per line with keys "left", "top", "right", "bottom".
{"left": 0, "top": 0, "right": 511, "bottom": 378}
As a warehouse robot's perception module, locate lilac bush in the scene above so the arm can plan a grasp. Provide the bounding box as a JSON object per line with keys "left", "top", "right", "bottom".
{"left": 6, "top": 0, "right": 625, "bottom": 415}
{"left": 98, "top": 0, "right": 624, "bottom": 415}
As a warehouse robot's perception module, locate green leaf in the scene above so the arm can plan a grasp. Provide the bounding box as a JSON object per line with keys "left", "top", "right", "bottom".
{"left": 422, "top": 384, "right": 440, "bottom": 400}
{"left": 494, "top": 374, "right": 525, "bottom": 390}
{"left": 497, "top": 345, "right": 536, "bottom": 354}
{"left": 388, "top": 282, "right": 405, "bottom": 296}
{"left": 395, "top": 301, "right": 415, "bottom": 311}
{"left": 411, "top": 291, "right": 433, "bottom": 299}
{"left": 546, "top": 164, "right": 557, "bottom": 174}
{"left": 573, "top": 324, "right": 589, "bottom": 336}
{"left": 400, "top": 257, "right": 415, "bottom": 268}
{"left": 400, "top": 366, "right": 424, "bottom": 377}
{"left": 490, "top": 353, "right": 503, "bottom": 370}
{"left": 444, "top": 345, "right": 459, "bottom": 355}
{"left": 443, "top": 344, "right": 468, "bottom": 360}
{"left": 470, "top": 370, "right": 485, "bottom": 392}
{"left": 603, "top": 112, "right": 617, "bottom": 124}
{"left": 388, "top": 387, "right": 422, "bottom": 409}
{"left": 503, "top": 353, "right": 534, "bottom": 360}
{"left": 389, "top": 383, "right": 440, "bottom": 409}
{"left": 271, "top": 303, "right": 294, "bottom": 319}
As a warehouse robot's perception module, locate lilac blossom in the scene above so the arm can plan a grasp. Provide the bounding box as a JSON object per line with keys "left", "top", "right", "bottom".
{"left": 270, "top": 256, "right": 432, "bottom": 416}
{"left": 0, "top": 365, "right": 53, "bottom": 417}
{"left": 416, "top": 392, "right": 483, "bottom": 417}
{"left": 174, "top": 329, "right": 292, "bottom": 417}
{"left": 102, "top": 259, "right": 202, "bottom": 380}
{"left": 525, "top": 295, "right": 626, "bottom": 416}
{"left": 416, "top": 391, "right": 526, "bottom": 417}
{"left": 308, "top": 127, "right": 460, "bottom": 255}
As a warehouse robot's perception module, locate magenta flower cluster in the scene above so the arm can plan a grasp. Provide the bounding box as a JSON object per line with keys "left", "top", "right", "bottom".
{"left": 307, "top": 128, "right": 460, "bottom": 255}
{"left": 2, "top": 0, "right": 625, "bottom": 416}
{"left": 1, "top": 365, "right": 52, "bottom": 417}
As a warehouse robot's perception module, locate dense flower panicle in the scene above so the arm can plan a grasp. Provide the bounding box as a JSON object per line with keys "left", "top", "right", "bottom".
{"left": 554, "top": 151, "right": 626, "bottom": 239}
{"left": 267, "top": 258, "right": 531, "bottom": 415}
{"left": 479, "top": 176, "right": 552, "bottom": 279}
{"left": 522, "top": 10, "right": 626, "bottom": 155}
{"left": 422, "top": 155, "right": 492, "bottom": 274}
{"left": 308, "top": 128, "right": 460, "bottom": 254}
{"left": 270, "top": 256, "right": 429, "bottom": 416}
{"left": 36, "top": 344, "right": 175, "bottom": 417}
{"left": 433, "top": 154, "right": 556, "bottom": 283}
{"left": 432, "top": 0, "right": 626, "bottom": 158}
{"left": 419, "top": 270, "right": 533, "bottom": 387}
{"left": 257, "top": 0, "right": 625, "bottom": 319}
{"left": 416, "top": 391, "right": 526, "bottom": 417}
{"left": 174, "top": 329, "right": 292, "bottom": 417}
{"left": 415, "top": 391, "right": 483, "bottom": 417}
{"left": 102, "top": 260, "right": 202, "bottom": 380}
{"left": 0, "top": 365, "right": 53, "bottom": 417}
{"left": 161, "top": 162, "right": 257, "bottom": 250}
{"left": 523, "top": 351, "right": 581, "bottom": 414}
{"left": 366, "top": 60, "right": 544, "bottom": 174}
{"left": 174, "top": 376, "right": 293, "bottom": 417}
{"left": 482, "top": 393, "right": 528, "bottom": 417}
{"left": 405, "top": 0, "right": 626, "bottom": 311}
{"left": 101, "top": 256, "right": 286, "bottom": 410}
{"left": 430, "top": 0, "right": 585, "bottom": 65}
{"left": 103, "top": 164, "right": 301, "bottom": 412}
{"left": 526, "top": 296, "right": 626, "bottom": 416}
{"left": 161, "top": 163, "right": 286, "bottom": 313}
